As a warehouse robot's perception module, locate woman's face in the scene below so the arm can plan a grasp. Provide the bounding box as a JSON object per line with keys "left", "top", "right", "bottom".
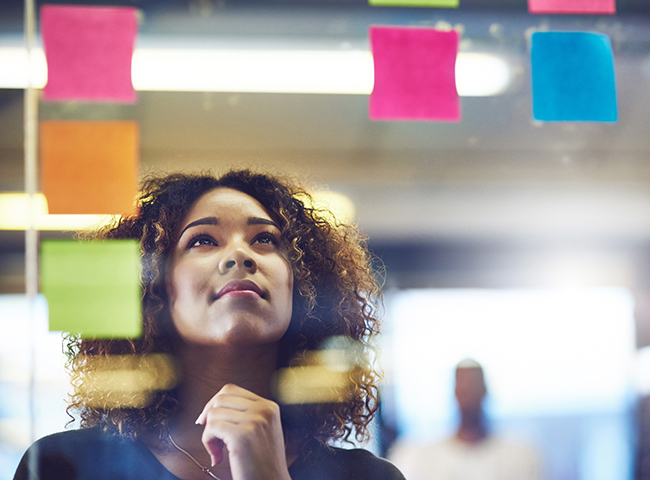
{"left": 166, "top": 187, "right": 294, "bottom": 348}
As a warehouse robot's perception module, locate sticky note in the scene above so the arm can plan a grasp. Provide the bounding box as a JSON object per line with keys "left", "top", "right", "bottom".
{"left": 369, "top": 0, "right": 459, "bottom": 7}
{"left": 41, "top": 240, "right": 141, "bottom": 338}
{"left": 531, "top": 32, "right": 617, "bottom": 122}
{"left": 41, "top": 5, "right": 138, "bottom": 102}
{"left": 528, "top": 0, "right": 615, "bottom": 14}
{"left": 40, "top": 121, "right": 139, "bottom": 215}
{"left": 369, "top": 26, "right": 460, "bottom": 122}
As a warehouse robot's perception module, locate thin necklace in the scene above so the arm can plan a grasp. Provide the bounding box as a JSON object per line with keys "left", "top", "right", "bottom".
{"left": 168, "top": 433, "right": 222, "bottom": 480}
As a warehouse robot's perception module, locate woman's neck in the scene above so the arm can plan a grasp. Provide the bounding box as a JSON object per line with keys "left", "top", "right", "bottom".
{"left": 171, "top": 342, "right": 280, "bottom": 434}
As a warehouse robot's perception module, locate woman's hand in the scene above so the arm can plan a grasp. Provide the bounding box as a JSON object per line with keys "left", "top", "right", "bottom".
{"left": 195, "top": 383, "right": 291, "bottom": 480}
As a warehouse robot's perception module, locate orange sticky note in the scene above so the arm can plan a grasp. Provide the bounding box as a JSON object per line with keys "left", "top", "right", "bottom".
{"left": 41, "top": 5, "right": 138, "bottom": 102}
{"left": 40, "top": 121, "right": 139, "bottom": 215}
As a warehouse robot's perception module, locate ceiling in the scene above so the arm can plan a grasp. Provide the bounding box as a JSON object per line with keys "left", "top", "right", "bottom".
{"left": 1, "top": 0, "right": 650, "bottom": 297}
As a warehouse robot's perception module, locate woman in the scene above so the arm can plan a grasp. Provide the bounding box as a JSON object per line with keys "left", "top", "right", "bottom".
{"left": 15, "top": 169, "right": 405, "bottom": 480}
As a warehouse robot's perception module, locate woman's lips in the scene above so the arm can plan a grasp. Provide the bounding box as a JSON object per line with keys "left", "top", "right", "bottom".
{"left": 214, "top": 280, "right": 263, "bottom": 300}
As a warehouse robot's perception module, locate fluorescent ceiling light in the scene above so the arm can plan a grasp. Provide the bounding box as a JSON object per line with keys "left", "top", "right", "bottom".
{"left": 0, "top": 193, "right": 116, "bottom": 231}
{"left": 0, "top": 47, "right": 47, "bottom": 88}
{"left": 455, "top": 52, "right": 511, "bottom": 96}
{"left": 0, "top": 45, "right": 510, "bottom": 96}
{"left": 0, "top": 191, "right": 355, "bottom": 231}
{"left": 132, "top": 49, "right": 375, "bottom": 94}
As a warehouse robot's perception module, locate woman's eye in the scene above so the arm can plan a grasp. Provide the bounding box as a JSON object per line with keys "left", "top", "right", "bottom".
{"left": 253, "top": 232, "right": 278, "bottom": 245}
{"left": 188, "top": 235, "right": 217, "bottom": 248}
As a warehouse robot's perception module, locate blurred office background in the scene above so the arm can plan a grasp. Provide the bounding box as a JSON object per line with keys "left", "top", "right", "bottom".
{"left": 2, "top": 0, "right": 650, "bottom": 479}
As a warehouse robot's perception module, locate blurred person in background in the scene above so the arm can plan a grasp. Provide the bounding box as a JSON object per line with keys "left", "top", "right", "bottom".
{"left": 14, "top": 170, "right": 405, "bottom": 480}
{"left": 389, "top": 359, "right": 542, "bottom": 480}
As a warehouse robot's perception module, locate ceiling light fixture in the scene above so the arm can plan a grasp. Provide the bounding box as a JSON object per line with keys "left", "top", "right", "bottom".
{"left": 0, "top": 193, "right": 115, "bottom": 231}
{"left": 0, "top": 44, "right": 511, "bottom": 96}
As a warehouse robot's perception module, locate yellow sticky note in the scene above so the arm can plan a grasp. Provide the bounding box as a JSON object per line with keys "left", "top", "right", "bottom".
{"left": 41, "top": 239, "right": 142, "bottom": 338}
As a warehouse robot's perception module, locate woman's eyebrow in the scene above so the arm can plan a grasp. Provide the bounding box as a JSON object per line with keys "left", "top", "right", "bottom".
{"left": 179, "top": 216, "right": 278, "bottom": 237}
{"left": 179, "top": 216, "right": 218, "bottom": 237}
{"left": 248, "top": 217, "right": 280, "bottom": 229}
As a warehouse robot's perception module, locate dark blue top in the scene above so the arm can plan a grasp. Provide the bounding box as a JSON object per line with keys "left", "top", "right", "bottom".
{"left": 14, "top": 427, "right": 405, "bottom": 480}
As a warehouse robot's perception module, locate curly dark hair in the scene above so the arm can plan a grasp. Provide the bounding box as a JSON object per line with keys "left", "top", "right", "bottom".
{"left": 65, "top": 169, "right": 383, "bottom": 448}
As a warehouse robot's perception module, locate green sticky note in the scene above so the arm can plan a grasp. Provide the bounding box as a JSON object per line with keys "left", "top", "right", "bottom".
{"left": 41, "top": 239, "right": 142, "bottom": 338}
{"left": 369, "top": 0, "right": 459, "bottom": 7}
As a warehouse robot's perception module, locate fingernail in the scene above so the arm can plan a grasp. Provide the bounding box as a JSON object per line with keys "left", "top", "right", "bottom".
{"left": 210, "top": 455, "right": 216, "bottom": 467}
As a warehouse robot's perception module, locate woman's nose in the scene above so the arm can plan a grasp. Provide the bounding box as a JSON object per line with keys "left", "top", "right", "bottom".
{"left": 218, "top": 245, "right": 257, "bottom": 274}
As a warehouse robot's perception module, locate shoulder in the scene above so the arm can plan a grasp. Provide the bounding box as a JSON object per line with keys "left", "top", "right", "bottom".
{"left": 388, "top": 436, "right": 451, "bottom": 463}
{"left": 387, "top": 437, "right": 454, "bottom": 480}
{"left": 17, "top": 427, "right": 114, "bottom": 464}
{"left": 13, "top": 427, "right": 177, "bottom": 480}
{"left": 13, "top": 428, "right": 108, "bottom": 480}
{"left": 486, "top": 436, "right": 542, "bottom": 458}
{"left": 25, "top": 426, "right": 108, "bottom": 448}
{"left": 290, "top": 442, "right": 406, "bottom": 480}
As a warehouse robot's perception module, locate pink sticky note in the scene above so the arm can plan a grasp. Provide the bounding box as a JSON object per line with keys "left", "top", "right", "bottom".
{"left": 528, "top": 0, "right": 615, "bottom": 14}
{"left": 369, "top": 26, "right": 460, "bottom": 122}
{"left": 41, "top": 5, "right": 138, "bottom": 102}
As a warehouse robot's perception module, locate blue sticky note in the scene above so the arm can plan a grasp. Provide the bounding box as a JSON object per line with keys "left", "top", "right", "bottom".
{"left": 531, "top": 32, "right": 617, "bottom": 122}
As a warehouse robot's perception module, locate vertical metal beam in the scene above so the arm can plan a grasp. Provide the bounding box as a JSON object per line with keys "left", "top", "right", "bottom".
{"left": 24, "top": 0, "right": 39, "bottom": 444}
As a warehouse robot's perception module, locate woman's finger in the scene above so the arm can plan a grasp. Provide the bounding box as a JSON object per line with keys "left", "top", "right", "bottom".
{"left": 203, "top": 436, "right": 225, "bottom": 467}
{"left": 196, "top": 384, "right": 260, "bottom": 424}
